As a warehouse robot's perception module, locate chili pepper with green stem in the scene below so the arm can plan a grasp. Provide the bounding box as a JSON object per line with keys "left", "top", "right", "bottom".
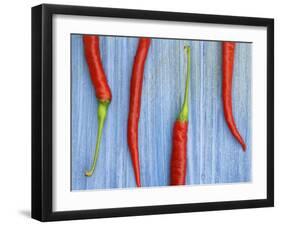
{"left": 170, "top": 45, "right": 191, "bottom": 185}
{"left": 83, "top": 35, "right": 112, "bottom": 176}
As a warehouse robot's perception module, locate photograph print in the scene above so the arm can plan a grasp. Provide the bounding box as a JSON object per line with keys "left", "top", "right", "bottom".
{"left": 71, "top": 34, "right": 251, "bottom": 191}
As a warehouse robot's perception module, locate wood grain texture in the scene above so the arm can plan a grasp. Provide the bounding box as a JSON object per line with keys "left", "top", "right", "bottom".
{"left": 71, "top": 35, "right": 251, "bottom": 190}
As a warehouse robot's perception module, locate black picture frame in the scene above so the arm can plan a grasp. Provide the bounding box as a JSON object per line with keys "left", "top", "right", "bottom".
{"left": 32, "top": 3, "right": 274, "bottom": 222}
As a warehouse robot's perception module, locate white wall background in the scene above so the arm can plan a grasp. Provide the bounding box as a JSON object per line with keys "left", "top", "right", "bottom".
{"left": 0, "top": 0, "right": 278, "bottom": 225}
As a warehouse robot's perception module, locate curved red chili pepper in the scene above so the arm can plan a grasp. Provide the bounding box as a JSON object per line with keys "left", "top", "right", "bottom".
{"left": 83, "top": 35, "right": 112, "bottom": 101}
{"left": 127, "top": 38, "right": 151, "bottom": 187}
{"left": 170, "top": 46, "right": 190, "bottom": 186}
{"left": 222, "top": 42, "right": 246, "bottom": 151}
{"left": 83, "top": 35, "right": 112, "bottom": 177}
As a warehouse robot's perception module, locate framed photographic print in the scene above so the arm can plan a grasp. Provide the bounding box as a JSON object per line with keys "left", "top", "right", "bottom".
{"left": 32, "top": 4, "right": 274, "bottom": 221}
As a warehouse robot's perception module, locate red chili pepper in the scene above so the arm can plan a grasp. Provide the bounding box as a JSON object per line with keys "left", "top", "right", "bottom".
{"left": 83, "top": 35, "right": 112, "bottom": 101}
{"left": 222, "top": 42, "right": 246, "bottom": 151}
{"left": 170, "top": 46, "right": 190, "bottom": 185}
{"left": 83, "top": 35, "right": 112, "bottom": 176}
{"left": 127, "top": 38, "right": 151, "bottom": 187}
{"left": 170, "top": 121, "right": 188, "bottom": 185}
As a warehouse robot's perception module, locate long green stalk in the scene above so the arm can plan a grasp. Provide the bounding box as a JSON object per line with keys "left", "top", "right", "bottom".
{"left": 178, "top": 45, "right": 191, "bottom": 122}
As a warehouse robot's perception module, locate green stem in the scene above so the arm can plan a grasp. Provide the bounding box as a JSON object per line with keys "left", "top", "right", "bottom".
{"left": 177, "top": 45, "right": 191, "bottom": 122}
{"left": 85, "top": 100, "right": 110, "bottom": 177}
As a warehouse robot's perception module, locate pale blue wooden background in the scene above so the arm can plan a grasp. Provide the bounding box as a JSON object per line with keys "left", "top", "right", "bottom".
{"left": 71, "top": 35, "right": 251, "bottom": 190}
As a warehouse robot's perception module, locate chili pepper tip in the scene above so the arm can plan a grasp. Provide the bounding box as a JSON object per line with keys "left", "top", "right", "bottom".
{"left": 242, "top": 143, "right": 246, "bottom": 151}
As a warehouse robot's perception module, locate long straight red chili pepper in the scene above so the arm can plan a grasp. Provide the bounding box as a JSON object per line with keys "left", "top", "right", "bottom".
{"left": 170, "top": 46, "right": 191, "bottom": 185}
{"left": 222, "top": 42, "right": 246, "bottom": 151}
{"left": 83, "top": 35, "right": 112, "bottom": 176}
{"left": 127, "top": 38, "right": 151, "bottom": 187}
